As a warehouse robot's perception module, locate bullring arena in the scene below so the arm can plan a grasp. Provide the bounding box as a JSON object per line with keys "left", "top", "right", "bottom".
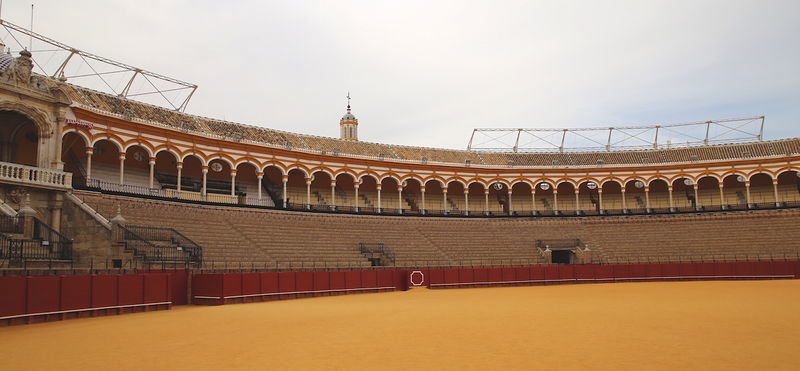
{"left": 0, "top": 15, "right": 799, "bottom": 371}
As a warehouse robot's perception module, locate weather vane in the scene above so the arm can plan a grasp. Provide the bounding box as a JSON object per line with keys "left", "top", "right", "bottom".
{"left": 346, "top": 91, "right": 351, "bottom": 107}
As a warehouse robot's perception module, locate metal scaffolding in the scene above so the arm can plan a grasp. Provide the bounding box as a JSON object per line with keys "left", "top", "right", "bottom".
{"left": 0, "top": 18, "right": 198, "bottom": 111}
{"left": 467, "top": 116, "right": 765, "bottom": 153}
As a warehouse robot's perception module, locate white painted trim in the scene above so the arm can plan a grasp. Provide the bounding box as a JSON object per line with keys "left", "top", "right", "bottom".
{"left": 428, "top": 274, "right": 795, "bottom": 287}
{"left": 194, "top": 286, "right": 396, "bottom": 300}
{"left": 0, "top": 301, "right": 172, "bottom": 320}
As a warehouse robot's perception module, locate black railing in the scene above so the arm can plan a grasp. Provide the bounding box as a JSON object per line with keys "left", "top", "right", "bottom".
{"left": 0, "top": 218, "right": 72, "bottom": 261}
{"left": 358, "top": 242, "right": 396, "bottom": 263}
{"left": 536, "top": 239, "right": 585, "bottom": 250}
{"left": 117, "top": 224, "right": 202, "bottom": 264}
{"left": 77, "top": 177, "right": 800, "bottom": 219}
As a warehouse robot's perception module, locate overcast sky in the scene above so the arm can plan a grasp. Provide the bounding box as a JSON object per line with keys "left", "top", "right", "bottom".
{"left": 2, "top": 1, "right": 798, "bottom": 149}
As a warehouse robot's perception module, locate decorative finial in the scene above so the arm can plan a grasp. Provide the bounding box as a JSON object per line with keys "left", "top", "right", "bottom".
{"left": 110, "top": 202, "right": 126, "bottom": 225}
{"left": 18, "top": 193, "right": 38, "bottom": 216}
{"left": 346, "top": 92, "right": 351, "bottom": 111}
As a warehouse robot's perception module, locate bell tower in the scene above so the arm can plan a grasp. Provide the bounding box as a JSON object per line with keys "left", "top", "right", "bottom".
{"left": 339, "top": 92, "right": 358, "bottom": 141}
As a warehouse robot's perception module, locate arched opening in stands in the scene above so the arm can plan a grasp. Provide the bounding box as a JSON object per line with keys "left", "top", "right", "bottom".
{"left": 623, "top": 179, "right": 646, "bottom": 212}
{"left": 467, "top": 182, "right": 485, "bottom": 215}
{"left": 776, "top": 170, "right": 800, "bottom": 204}
{"left": 402, "top": 178, "right": 423, "bottom": 213}
{"left": 0, "top": 111, "right": 38, "bottom": 166}
{"left": 748, "top": 173, "right": 775, "bottom": 206}
{"left": 380, "top": 177, "right": 401, "bottom": 212}
{"left": 124, "top": 145, "right": 151, "bottom": 189}
{"left": 672, "top": 177, "right": 695, "bottom": 210}
{"left": 487, "top": 182, "right": 508, "bottom": 215}
{"left": 535, "top": 181, "right": 555, "bottom": 215}
{"left": 285, "top": 168, "right": 307, "bottom": 208}
{"left": 697, "top": 176, "right": 721, "bottom": 210}
{"left": 262, "top": 165, "right": 284, "bottom": 207}
{"left": 153, "top": 150, "right": 179, "bottom": 192}
{"left": 333, "top": 173, "right": 356, "bottom": 209}
{"left": 89, "top": 139, "right": 122, "bottom": 185}
{"left": 600, "top": 180, "right": 623, "bottom": 212}
{"left": 61, "top": 132, "right": 88, "bottom": 185}
{"left": 556, "top": 181, "right": 576, "bottom": 215}
{"left": 424, "top": 179, "right": 444, "bottom": 214}
{"left": 205, "top": 158, "right": 234, "bottom": 201}
{"left": 511, "top": 182, "right": 532, "bottom": 215}
{"left": 236, "top": 162, "right": 259, "bottom": 203}
{"left": 720, "top": 174, "right": 746, "bottom": 209}
{"left": 446, "top": 181, "right": 466, "bottom": 214}
{"left": 309, "top": 170, "right": 332, "bottom": 209}
{"left": 648, "top": 179, "right": 670, "bottom": 211}
{"left": 358, "top": 175, "right": 379, "bottom": 211}
{"left": 179, "top": 154, "right": 204, "bottom": 197}
{"left": 577, "top": 181, "right": 600, "bottom": 214}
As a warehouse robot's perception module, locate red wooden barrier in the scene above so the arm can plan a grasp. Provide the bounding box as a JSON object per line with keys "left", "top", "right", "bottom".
{"left": 344, "top": 271, "right": 361, "bottom": 289}
{"left": 330, "top": 271, "right": 347, "bottom": 290}
{"left": 473, "top": 268, "right": 488, "bottom": 283}
{"left": 61, "top": 275, "right": 92, "bottom": 312}
{"left": 444, "top": 269, "right": 460, "bottom": 284}
{"left": 360, "top": 270, "right": 377, "bottom": 289}
{"left": 0, "top": 277, "right": 27, "bottom": 318}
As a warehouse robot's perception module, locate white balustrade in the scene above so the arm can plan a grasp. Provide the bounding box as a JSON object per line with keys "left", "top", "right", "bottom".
{"left": 0, "top": 161, "right": 72, "bottom": 189}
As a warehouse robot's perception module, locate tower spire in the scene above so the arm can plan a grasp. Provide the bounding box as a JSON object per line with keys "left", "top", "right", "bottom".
{"left": 340, "top": 91, "right": 358, "bottom": 141}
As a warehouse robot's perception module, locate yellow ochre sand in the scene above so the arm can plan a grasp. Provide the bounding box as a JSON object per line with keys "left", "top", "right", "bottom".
{"left": 1, "top": 280, "right": 799, "bottom": 370}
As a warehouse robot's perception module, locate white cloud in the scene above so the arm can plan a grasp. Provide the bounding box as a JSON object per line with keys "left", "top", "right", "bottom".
{"left": 3, "top": 0, "right": 797, "bottom": 149}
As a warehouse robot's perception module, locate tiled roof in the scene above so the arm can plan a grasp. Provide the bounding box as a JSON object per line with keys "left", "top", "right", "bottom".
{"left": 59, "top": 82, "right": 800, "bottom": 167}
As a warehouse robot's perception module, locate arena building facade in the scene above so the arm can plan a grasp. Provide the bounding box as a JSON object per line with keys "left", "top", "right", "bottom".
{"left": 0, "top": 41, "right": 799, "bottom": 269}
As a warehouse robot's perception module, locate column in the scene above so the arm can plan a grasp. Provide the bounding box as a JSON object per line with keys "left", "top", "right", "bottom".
{"left": 118, "top": 153, "right": 126, "bottom": 184}
{"left": 330, "top": 180, "right": 337, "bottom": 210}
{"left": 231, "top": 170, "right": 238, "bottom": 197}
{"left": 621, "top": 189, "right": 627, "bottom": 212}
{"left": 421, "top": 186, "right": 426, "bottom": 215}
{"left": 85, "top": 147, "right": 93, "bottom": 180}
{"left": 257, "top": 172, "right": 264, "bottom": 200}
{"left": 598, "top": 189, "right": 604, "bottom": 213}
{"left": 553, "top": 190, "right": 559, "bottom": 215}
{"left": 354, "top": 183, "right": 360, "bottom": 212}
{"left": 281, "top": 175, "right": 288, "bottom": 208}
{"left": 376, "top": 184, "right": 382, "bottom": 213}
{"left": 484, "top": 189, "right": 489, "bottom": 215}
{"left": 463, "top": 190, "right": 469, "bottom": 216}
{"left": 443, "top": 190, "right": 448, "bottom": 214}
{"left": 305, "top": 177, "right": 312, "bottom": 209}
{"left": 507, "top": 188, "right": 513, "bottom": 215}
{"left": 201, "top": 166, "right": 208, "bottom": 199}
{"left": 531, "top": 189, "right": 536, "bottom": 214}
{"left": 668, "top": 185, "right": 674, "bottom": 211}
{"left": 693, "top": 185, "right": 700, "bottom": 211}
{"left": 574, "top": 190, "right": 580, "bottom": 214}
{"left": 745, "top": 182, "right": 751, "bottom": 208}
{"left": 773, "top": 179, "right": 780, "bottom": 207}
{"left": 176, "top": 162, "right": 183, "bottom": 194}
{"left": 148, "top": 157, "right": 155, "bottom": 189}
{"left": 398, "top": 186, "right": 403, "bottom": 214}
{"left": 718, "top": 184, "right": 725, "bottom": 209}
{"left": 644, "top": 187, "right": 651, "bottom": 212}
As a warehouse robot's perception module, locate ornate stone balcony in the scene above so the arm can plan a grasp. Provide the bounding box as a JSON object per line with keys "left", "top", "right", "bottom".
{"left": 0, "top": 161, "right": 72, "bottom": 190}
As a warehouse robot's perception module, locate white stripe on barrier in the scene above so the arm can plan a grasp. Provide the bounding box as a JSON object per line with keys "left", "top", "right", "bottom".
{"left": 0, "top": 301, "right": 172, "bottom": 320}
{"left": 194, "top": 286, "right": 397, "bottom": 300}
{"left": 428, "top": 275, "right": 795, "bottom": 287}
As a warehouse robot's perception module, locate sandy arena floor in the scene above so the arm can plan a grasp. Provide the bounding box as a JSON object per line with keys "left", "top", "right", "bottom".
{"left": 1, "top": 280, "right": 799, "bottom": 370}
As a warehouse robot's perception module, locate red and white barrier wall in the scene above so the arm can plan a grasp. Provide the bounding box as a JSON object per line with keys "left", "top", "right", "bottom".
{"left": 192, "top": 270, "right": 408, "bottom": 305}
{"left": 0, "top": 273, "right": 174, "bottom": 326}
{"left": 2, "top": 261, "right": 798, "bottom": 325}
